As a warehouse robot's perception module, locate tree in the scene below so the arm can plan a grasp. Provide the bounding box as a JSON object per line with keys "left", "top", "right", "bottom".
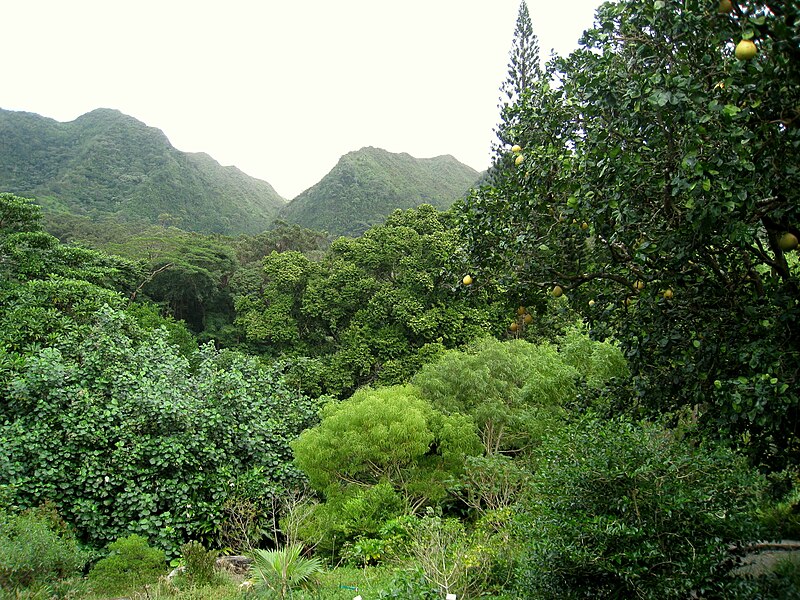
{"left": 0, "top": 194, "right": 140, "bottom": 292}
{"left": 493, "top": 1, "right": 542, "bottom": 161}
{"left": 1, "top": 316, "right": 322, "bottom": 551}
{"left": 234, "top": 206, "right": 506, "bottom": 398}
{"left": 0, "top": 192, "right": 43, "bottom": 234}
{"left": 458, "top": 0, "right": 800, "bottom": 467}
{"left": 413, "top": 338, "right": 577, "bottom": 454}
{"left": 104, "top": 227, "right": 238, "bottom": 334}
{"left": 235, "top": 250, "right": 318, "bottom": 353}
{"left": 412, "top": 334, "right": 628, "bottom": 455}
{"left": 290, "top": 384, "right": 481, "bottom": 560}
{"left": 292, "top": 385, "right": 481, "bottom": 506}
{"left": 0, "top": 194, "right": 142, "bottom": 358}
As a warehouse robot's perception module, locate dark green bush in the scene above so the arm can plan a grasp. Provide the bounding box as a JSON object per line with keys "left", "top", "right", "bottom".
{"left": 1, "top": 314, "right": 322, "bottom": 552}
{"left": 88, "top": 534, "right": 166, "bottom": 595}
{"left": 514, "top": 417, "right": 767, "bottom": 599}
{"left": 0, "top": 505, "right": 86, "bottom": 590}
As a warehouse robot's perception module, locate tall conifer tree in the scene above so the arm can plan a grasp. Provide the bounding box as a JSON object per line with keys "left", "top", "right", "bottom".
{"left": 492, "top": 1, "right": 542, "bottom": 161}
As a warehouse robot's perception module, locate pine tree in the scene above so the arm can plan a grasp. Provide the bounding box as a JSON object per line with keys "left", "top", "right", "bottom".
{"left": 492, "top": 1, "right": 542, "bottom": 161}
{"left": 500, "top": 1, "right": 541, "bottom": 105}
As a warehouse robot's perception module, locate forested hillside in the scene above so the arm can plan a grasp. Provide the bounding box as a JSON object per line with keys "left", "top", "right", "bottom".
{"left": 0, "top": 108, "right": 286, "bottom": 234}
{"left": 1, "top": 0, "right": 799, "bottom": 598}
{"left": 279, "top": 147, "right": 481, "bottom": 237}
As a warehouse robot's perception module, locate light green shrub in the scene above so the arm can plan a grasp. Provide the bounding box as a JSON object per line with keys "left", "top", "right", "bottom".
{"left": 88, "top": 534, "right": 166, "bottom": 595}
{"left": 0, "top": 505, "right": 85, "bottom": 590}
{"left": 558, "top": 326, "right": 629, "bottom": 388}
{"left": 180, "top": 540, "right": 219, "bottom": 587}
{"left": 292, "top": 385, "right": 481, "bottom": 505}
{"left": 413, "top": 337, "right": 578, "bottom": 454}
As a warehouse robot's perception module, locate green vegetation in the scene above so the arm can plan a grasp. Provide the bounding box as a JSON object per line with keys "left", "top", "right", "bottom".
{"left": 179, "top": 541, "right": 220, "bottom": 587}
{"left": 234, "top": 204, "right": 507, "bottom": 397}
{"left": 0, "top": 504, "right": 86, "bottom": 592}
{"left": 0, "top": 108, "right": 286, "bottom": 234}
{"left": 0, "top": 193, "right": 322, "bottom": 554}
{"left": 250, "top": 544, "right": 324, "bottom": 599}
{"left": 2, "top": 0, "right": 800, "bottom": 598}
{"left": 460, "top": 0, "right": 800, "bottom": 469}
{"left": 88, "top": 534, "right": 167, "bottom": 596}
{"left": 280, "top": 146, "right": 481, "bottom": 237}
{"left": 515, "top": 418, "right": 767, "bottom": 598}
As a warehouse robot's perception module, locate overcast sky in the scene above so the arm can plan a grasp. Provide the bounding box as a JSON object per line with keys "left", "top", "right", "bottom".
{"left": 3, "top": 1, "right": 603, "bottom": 199}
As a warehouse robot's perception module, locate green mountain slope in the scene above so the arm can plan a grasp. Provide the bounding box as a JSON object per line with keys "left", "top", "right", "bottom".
{"left": 0, "top": 108, "right": 286, "bottom": 234}
{"left": 279, "top": 146, "right": 481, "bottom": 237}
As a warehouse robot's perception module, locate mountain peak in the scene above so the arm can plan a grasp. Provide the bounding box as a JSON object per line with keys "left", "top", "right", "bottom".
{"left": 280, "top": 147, "right": 480, "bottom": 237}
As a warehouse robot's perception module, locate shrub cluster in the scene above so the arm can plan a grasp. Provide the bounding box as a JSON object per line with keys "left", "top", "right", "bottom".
{"left": 0, "top": 504, "right": 86, "bottom": 591}
{"left": 514, "top": 417, "right": 767, "bottom": 599}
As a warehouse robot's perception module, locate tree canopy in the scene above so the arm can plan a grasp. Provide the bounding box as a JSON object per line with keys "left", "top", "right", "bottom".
{"left": 458, "top": 0, "right": 800, "bottom": 468}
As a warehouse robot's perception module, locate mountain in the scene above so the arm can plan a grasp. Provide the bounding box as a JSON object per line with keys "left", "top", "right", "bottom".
{"left": 0, "top": 108, "right": 286, "bottom": 235}
{"left": 280, "top": 147, "right": 481, "bottom": 237}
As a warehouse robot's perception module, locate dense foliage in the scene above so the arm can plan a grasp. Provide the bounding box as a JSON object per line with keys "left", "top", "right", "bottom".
{"left": 289, "top": 334, "right": 628, "bottom": 569}
{"left": 235, "top": 205, "right": 508, "bottom": 397}
{"left": 2, "top": 328, "right": 321, "bottom": 551}
{"left": 3, "top": 0, "right": 800, "bottom": 596}
{"left": 515, "top": 418, "right": 767, "bottom": 599}
{"left": 459, "top": 0, "right": 800, "bottom": 468}
{"left": 293, "top": 385, "right": 481, "bottom": 504}
{"left": 104, "top": 227, "right": 239, "bottom": 334}
{"left": 0, "top": 194, "right": 322, "bottom": 554}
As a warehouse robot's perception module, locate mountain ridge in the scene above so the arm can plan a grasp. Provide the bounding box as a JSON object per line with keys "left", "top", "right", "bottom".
{"left": 0, "top": 108, "right": 482, "bottom": 238}
{"left": 0, "top": 107, "right": 287, "bottom": 235}
{"left": 280, "top": 146, "right": 481, "bottom": 237}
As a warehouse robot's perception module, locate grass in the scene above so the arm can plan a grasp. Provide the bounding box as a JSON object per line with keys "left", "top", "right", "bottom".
{"left": 307, "top": 565, "right": 396, "bottom": 598}
{"left": 0, "top": 564, "right": 398, "bottom": 600}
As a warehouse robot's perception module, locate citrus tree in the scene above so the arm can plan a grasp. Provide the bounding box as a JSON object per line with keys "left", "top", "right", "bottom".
{"left": 459, "top": 0, "right": 800, "bottom": 467}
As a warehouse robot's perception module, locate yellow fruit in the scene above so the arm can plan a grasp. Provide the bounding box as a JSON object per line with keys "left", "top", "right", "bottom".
{"left": 634, "top": 280, "right": 645, "bottom": 291}
{"left": 462, "top": 275, "right": 473, "bottom": 286}
{"left": 588, "top": 299, "right": 596, "bottom": 307}
{"left": 517, "top": 306, "right": 526, "bottom": 315}
{"left": 515, "top": 154, "right": 525, "bottom": 166}
{"left": 581, "top": 222, "right": 589, "bottom": 230}
{"left": 735, "top": 39, "right": 757, "bottom": 60}
{"left": 511, "top": 144, "right": 522, "bottom": 153}
{"left": 778, "top": 232, "right": 799, "bottom": 251}
{"left": 718, "top": 0, "right": 733, "bottom": 13}
{"left": 625, "top": 297, "right": 633, "bottom": 307}
{"left": 663, "top": 289, "right": 674, "bottom": 300}
{"left": 509, "top": 322, "right": 519, "bottom": 332}
{"left": 523, "top": 313, "right": 533, "bottom": 324}
{"left": 552, "top": 285, "right": 563, "bottom": 298}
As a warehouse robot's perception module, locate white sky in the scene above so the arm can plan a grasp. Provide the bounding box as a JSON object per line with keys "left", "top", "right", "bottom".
{"left": 3, "top": 1, "right": 603, "bottom": 199}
